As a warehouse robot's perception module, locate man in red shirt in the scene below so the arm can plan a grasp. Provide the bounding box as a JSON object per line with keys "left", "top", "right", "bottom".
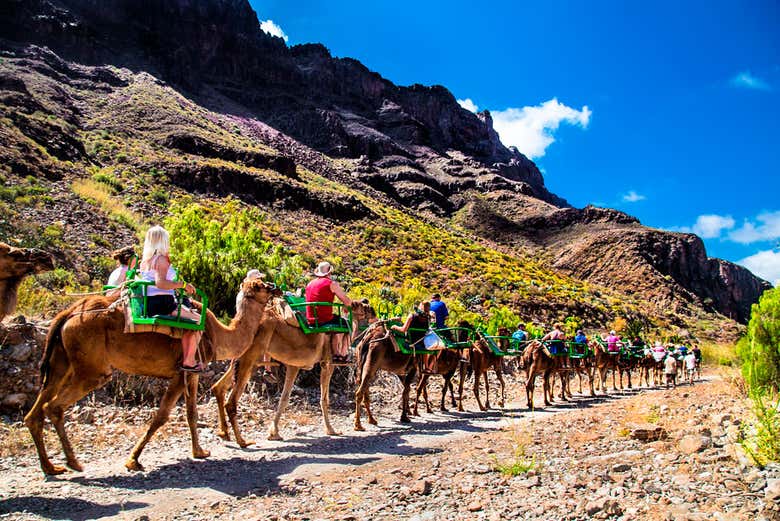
{"left": 305, "top": 261, "right": 353, "bottom": 362}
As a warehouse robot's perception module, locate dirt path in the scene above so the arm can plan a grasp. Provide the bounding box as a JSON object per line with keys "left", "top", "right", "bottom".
{"left": 2, "top": 372, "right": 774, "bottom": 521}
{"left": 0, "top": 377, "right": 686, "bottom": 521}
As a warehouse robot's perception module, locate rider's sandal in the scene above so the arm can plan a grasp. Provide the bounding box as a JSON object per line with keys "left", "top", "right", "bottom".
{"left": 180, "top": 362, "right": 206, "bottom": 373}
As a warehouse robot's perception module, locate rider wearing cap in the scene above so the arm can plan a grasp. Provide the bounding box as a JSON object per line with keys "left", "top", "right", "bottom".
{"left": 305, "top": 261, "right": 352, "bottom": 363}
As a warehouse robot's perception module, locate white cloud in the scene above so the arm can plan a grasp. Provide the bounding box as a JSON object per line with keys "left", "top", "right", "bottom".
{"left": 673, "top": 214, "right": 735, "bottom": 239}
{"left": 260, "top": 19, "right": 288, "bottom": 42}
{"left": 729, "top": 211, "right": 780, "bottom": 244}
{"left": 622, "top": 190, "right": 646, "bottom": 203}
{"left": 730, "top": 71, "right": 771, "bottom": 91}
{"left": 491, "top": 98, "right": 591, "bottom": 159}
{"left": 457, "top": 98, "right": 479, "bottom": 113}
{"left": 738, "top": 249, "right": 780, "bottom": 285}
{"left": 693, "top": 214, "right": 736, "bottom": 239}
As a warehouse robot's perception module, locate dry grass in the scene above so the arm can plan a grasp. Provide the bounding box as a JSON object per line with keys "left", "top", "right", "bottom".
{"left": 700, "top": 342, "right": 738, "bottom": 367}
{"left": 492, "top": 420, "right": 540, "bottom": 476}
{"left": 72, "top": 178, "right": 143, "bottom": 232}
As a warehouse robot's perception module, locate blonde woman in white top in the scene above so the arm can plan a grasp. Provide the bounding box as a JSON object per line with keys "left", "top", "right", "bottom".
{"left": 138, "top": 225, "right": 203, "bottom": 372}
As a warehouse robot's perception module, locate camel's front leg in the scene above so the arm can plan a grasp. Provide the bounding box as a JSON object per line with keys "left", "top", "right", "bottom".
{"left": 319, "top": 361, "right": 339, "bottom": 436}
{"left": 457, "top": 361, "right": 467, "bottom": 412}
{"left": 126, "top": 374, "right": 185, "bottom": 471}
{"left": 473, "top": 370, "right": 486, "bottom": 411}
{"left": 483, "top": 370, "right": 492, "bottom": 410}
{"left": 269, "top": 366, "right": 300, "bottom": 441}
{"left": 210, "top": 361, "right": 235, "bottom": 441}
{"left": 185, "top": 374, "right": 209, "bottom": 459}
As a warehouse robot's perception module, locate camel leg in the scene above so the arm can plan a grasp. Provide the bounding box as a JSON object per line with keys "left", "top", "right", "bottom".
{"left": 483, "top": 369, "right": 492, "bottom": 410}
{"left": 588, "top": 367, "right": 596, "bottom": 396}
{"left": 225, "top": 358, "right": 261, "bottom": 447}
{"left": 269, "top": 365, "right": 300, "bottom": 440}
{"left": 45, "top": 369, "right": 109, "bottom": 472}
{"left": 184, "top": 374, "right": 209, "bottom": 459}
{"left": 210, "top": 361, "right": 235, "bottom": 441}
{"left": 423, "top": 379, "right": 433, "bottom": 414}
{"left": 525, "top": 370, "right": 536, "bottom": 409}
{"left": 457, "top": 362, "right": 467, "bottom": 412}
{"left": 413, "top": 375, "right": 429, "bottom": 416}
{"left": 473, "top": 370, "right": 486, "bottom": 411}
{"left": 448, "top": 374, "right": 458, "bottom": 409}
{"left": 543, "top": 371, "right": 552, "bottom": 406}
{"left": 25, "top": 351, "right": 71, "bottom": 475}
{"left": 400, "top": 370, "right": 416, "bottom": 423}
{"left": 319, "top": 362, "right": 339, "bottom": 436}
{"left": 126, "top": 374, "right": 186, "bottom": 471}
{"left": 440, "top": 375, "right": 449, "bottom": 412}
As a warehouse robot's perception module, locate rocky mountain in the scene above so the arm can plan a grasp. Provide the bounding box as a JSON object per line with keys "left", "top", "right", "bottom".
{"left": 0, "top": 0, "right": 770, "bottom": 329}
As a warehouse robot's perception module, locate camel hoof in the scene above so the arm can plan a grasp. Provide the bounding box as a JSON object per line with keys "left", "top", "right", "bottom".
{"left": 217, "top": 431, "right": 230, "bottom": 441}
{"left": 66, "top": 459, "right": 83, "bottom": 472}
{"left": 193, "top": 449, "right": 210, "bottom": 459}
{"left": 125, "top": 459, "right": 144, "bottom": 472}
{"left": 267, "top": 433, "right": 283, "bottom": 441}
{"left": 237, "top": 439, "right": 255, "bottom": 448}
{"left": 400, "top": 416, "right": 412, "bottom": 424}
{"left": 367, "top": 418, "right": 378, "bottom": 426}
{"left": 440, "top": 407, "right": 448, "bottom": 413}
{"left": 43, "top": 463, "right": 67, "bottom": 476}
{"left": 354, "top": 424, "right": 365, "bottom": 432}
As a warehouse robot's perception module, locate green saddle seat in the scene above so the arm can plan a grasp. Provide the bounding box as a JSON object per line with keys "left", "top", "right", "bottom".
{"left": 283, "top": 293, "right": 352, "bottom": 334}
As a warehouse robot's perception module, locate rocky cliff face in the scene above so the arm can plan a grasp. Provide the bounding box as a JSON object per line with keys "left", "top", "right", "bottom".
{"left": 0, "top": 0, "right": 563, "bottom": 208}
{"left": 0, "top": 0, "right": 770, "bottom": 324}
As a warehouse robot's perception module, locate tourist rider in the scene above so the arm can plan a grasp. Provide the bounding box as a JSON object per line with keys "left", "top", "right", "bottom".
{"left": 542, "top": 322, "right": 566, "bottom": 356}
{"left": 604, "top": 330, "right": 621, "bottom": 353}
{"left": 664, "top": 351, "right": 678, "bottom": 388}
{"left": 512, "top": 322, "right": 528, "bottom": 349}
{"left": 391, "top": 300, "right": 434, "bottom": 351}
{"left": 573, "top": 329, "right": 588, "bottom": 356}
{"left": 305, "top": 261, "right": 352, "bottom": 363}
{"left": 106, "top": 246, "right": 137, "bottom": 297}
{"left": 430, "top": 293, "right": 450, "bottom": 338}
{"left": 138, "top": 225, "right": 203, "bottom": 372}
{"left": 684, "top": 350, "right": 697, "bottom": 383}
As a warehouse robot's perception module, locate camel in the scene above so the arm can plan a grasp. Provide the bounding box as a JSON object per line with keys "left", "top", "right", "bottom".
{"left": 412, "top": 350, "right": 461, "bottom": 415}
{"left": 0, "top": 242, "right": 54, "bottom": 321}
{"left": 521, "top": 340, "right": 558, "bottom": 409}
{"left": 353, "top": 321, "right": 418, "bottom": 431}
{"left": 211, "top": 299, "right": 375, "bottom": 445}
{"left": 25, "top": 279, "right": 278, "bottom": 475}
{"left": 592, "top": 340, "right": 635, "bottom": 392}
{"left": 457, "top": 326, "right": 506, "bottom": 411}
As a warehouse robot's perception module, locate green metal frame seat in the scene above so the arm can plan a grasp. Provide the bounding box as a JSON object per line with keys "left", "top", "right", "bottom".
{"left": 432, "top": 326, "right": 474, "bottom": 349}
{"left": 385, "top": 321, "right": 438, "bottom": 355}
{"left": 596, "top": 338, "right": 623, "bottom": 355}
{"left": 126, "top": 280, "right": 208, "bottom": 331}
{"left": 283, "top": 293, "right": 352, "bottom": 334}
{"left": 566, "top": 341, "right": 591, "bottom": 359}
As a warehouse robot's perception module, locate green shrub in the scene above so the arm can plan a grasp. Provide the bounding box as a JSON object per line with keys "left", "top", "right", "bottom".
{"left": 739, "top": 287, "right": 780, "bottom": 391}
{"left": 164, "top": 198, "right": 306, "bottom": 315}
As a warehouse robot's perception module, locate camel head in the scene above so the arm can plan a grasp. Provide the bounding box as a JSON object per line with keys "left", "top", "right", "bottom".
{"left": 0, "top": 242, "right": 54, "bottom": 321}
{"left": 350, "top": 299, "right": 377, "bottom": 326}
{"left": 0, "top": 242, "right": 54, "bottom": 279}
{"left": 239, "top": 279, "right": 282, "bottom": 310}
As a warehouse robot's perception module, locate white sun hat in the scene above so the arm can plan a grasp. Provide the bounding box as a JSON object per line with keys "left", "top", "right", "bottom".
{"left": 314, "top": 261, "right": 333, "bottom": 277}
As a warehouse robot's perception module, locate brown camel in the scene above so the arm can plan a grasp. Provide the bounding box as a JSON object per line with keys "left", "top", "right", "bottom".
{"left": 592, "top": 341, "right": 635, "bottom": 392}
{"left": 353, "top": 322, "right": 418, "bottom": 431}
{"left": 457, "top": 327, "right": 507, "bottom": 411}
{"left": 0, "top": 242, "right": 54, "bottom": 321}
{"left": 413, "top": 350, "right": 461, "bottom": 415}
{"left": 25, "top": 279, "right": 278, "bottom": 475}
{"left": 520, "top": 340, "right": 568, "bottom": 409}
{"left": 211, "top": 299, "right": 375, "bottom": 445}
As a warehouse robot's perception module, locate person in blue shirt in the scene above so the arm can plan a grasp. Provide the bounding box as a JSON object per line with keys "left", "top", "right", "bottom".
{"left": 512, "top": 322, "right": 527, "bottom": 343}
{"left": 429, "top": 293, "right": 449, "bottom": 329}
{"left": 574, "top": 330, "right": 588, "bottom": 344}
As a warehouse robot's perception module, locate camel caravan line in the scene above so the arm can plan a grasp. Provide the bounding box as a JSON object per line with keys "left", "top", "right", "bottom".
{"left": 0, "top": 242, "right": 702, "bottom": 476}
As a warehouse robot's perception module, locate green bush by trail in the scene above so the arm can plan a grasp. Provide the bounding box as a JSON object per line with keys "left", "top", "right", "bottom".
{"left": 738, "top": 286, "right": 780, "bottom": 467}
{"left": 164, "top": 198, "right": 306, "bottom": 316}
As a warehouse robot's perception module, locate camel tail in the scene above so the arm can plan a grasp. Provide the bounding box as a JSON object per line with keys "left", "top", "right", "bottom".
{"left": 40, "top": 309, "right": 70, "bottom": 387}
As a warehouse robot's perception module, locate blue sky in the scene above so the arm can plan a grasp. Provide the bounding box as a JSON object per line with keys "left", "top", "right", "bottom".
{"left": 251, "top": 0, "right": 780, "bottom": 284}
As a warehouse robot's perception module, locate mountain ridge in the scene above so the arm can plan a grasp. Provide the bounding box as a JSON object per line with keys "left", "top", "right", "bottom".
{"left": 0, "top": 0, "right": 770, "bottom": 328}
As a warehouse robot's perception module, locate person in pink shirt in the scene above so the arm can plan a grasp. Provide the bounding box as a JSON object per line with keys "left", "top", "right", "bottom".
{"left": 604, "top": 330, "right": 621, "bottom": 353}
